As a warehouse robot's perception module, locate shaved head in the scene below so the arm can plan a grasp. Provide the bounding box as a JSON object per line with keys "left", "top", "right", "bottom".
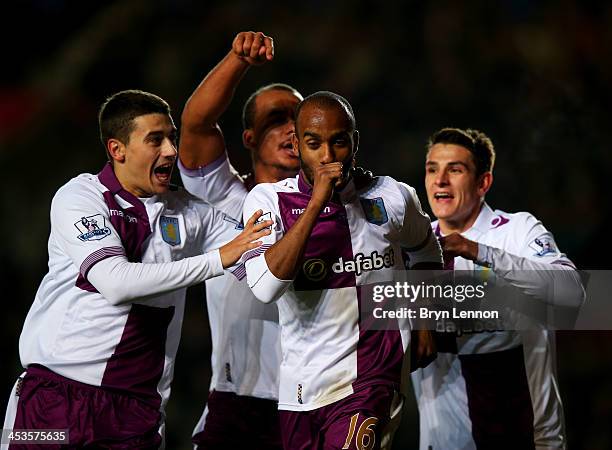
{"left": 295, "top": 91, "right": 356, "bottom": 135}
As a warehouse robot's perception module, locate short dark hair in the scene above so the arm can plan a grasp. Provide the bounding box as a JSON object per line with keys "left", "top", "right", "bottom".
{"left": 98, "top": 90, "right": 171, "bottom": 149}
{"left": 242, "top": 83, "right": 301, "bottom": 130}
{"left": 295, "top": 91, "right": 356, "bottom": 135}
{"left": 426, "top": 127, "right": 495, "bottom": 176}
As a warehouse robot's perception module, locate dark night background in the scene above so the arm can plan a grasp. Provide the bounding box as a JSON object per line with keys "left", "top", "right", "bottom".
{"left": 1, "top": 1, "right": 611, "bottom": 448}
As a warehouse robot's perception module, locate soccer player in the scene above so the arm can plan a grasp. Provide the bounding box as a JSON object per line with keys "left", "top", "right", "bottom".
{"left": 178, "top": 31, "right": 302, "bottom": 449}
{"left": 241, "top": 91, "right": 442, "bottom": 450}
{"left": 1, "top": 90, "right": 271, "bottom": 450}
{"left": 412, "top": 127, "right": 585, "bottom": 450}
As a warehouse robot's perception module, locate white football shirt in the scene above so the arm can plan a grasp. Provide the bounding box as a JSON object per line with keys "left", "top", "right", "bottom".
{"left": 412, "top": 203, "right": 581, "bottom": 450}
{"left": 180, "top": 155, "right": 281, "bottom": 399}
{"left": 19, "top": 163, "right": 236, "bottom": 418}
{"left": 243, "top": 173, "right": 442, "bottom": 411}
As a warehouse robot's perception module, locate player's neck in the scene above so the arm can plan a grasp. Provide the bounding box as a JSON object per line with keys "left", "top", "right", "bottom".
{"left": 438, "top": 204, "right": 483, "bottom": 236}
{"left": 113, "top": 165, "right": 151, "bottom": 198}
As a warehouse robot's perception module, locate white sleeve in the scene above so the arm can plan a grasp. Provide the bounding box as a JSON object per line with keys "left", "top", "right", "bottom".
{"left": 241, "top": 185, "right": 292, "bottom": 303}
{"left": 53, "top": 184, "right": 227, "bottom": 306}
{"left": 475, "top": 214, "right": 584, "bottom": 307}
{"left": 179, "top": 154, "right": 247, "bottom": 220}
{"left": 243, "top": 254, "right": 292, "bottom": 304}
{"left": 397, "top": 183, "right": 443, "bottom": 267}
{"left": 88, "top": 251, "right": 223, "bottom": 305}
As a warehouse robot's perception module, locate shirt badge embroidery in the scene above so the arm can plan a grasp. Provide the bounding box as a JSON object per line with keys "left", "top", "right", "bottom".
{"left": 529, "top": 236, "right": 557, "bottom": 257}
{"left": 360, "top": 197, "right": 388, "bottom": 225}
{"left": 160, "top": 216, "right": 181, "bottom": 246}
{"left": 75, "top": 214, "right": 112, "bottom": 241}
{"left": 491, "top": 215, "right": 510, "bottom": 228}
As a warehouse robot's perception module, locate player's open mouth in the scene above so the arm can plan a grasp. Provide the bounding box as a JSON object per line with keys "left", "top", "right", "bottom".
{"left": 279, "top": 140, "right": 297, "bottom": 156}
{"left": 153, "top": 163, "right": 173, "bottom": 183}
{"left": 434, "top": 192, "right": 453, "bottom": 201}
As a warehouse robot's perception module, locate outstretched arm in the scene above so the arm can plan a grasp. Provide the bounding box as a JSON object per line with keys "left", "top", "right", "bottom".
{"left": 179, "top": 31, "right": 274, "bottom": 169}
{"left": 87, "top": 210, "right": 272, "bottom": 306}
{"left": 440, "top": 232, "right": 584, "bottom": 307}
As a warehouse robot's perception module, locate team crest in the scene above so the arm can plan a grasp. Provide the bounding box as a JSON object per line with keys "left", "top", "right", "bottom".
{"left": 360, "top": 197, "right": 388, "bottom": 225}
{"left": 75, "top": 214, "right": 111, "bottom": 241}
{"left": 529, "top": 236, "right": 557, "bottom": 257}
{"left": 160, "top": 216, "right": 181, "bottom": 246}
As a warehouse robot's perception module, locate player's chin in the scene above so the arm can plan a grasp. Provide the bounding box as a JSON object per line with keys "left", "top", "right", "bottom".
{"left": 429, "top": 201, "right": 449, "bottom": 216}
{"left": 280, "top": 154, "right": 300, "bottom": 169}
{"left": 151, "top": 178, "right": 171, "bottom": 194}
{"left": 275, "top": 160, "right": 300, "bottom": 175}
{"left": 432, "top": 206, "right": 455, "bottom": 221}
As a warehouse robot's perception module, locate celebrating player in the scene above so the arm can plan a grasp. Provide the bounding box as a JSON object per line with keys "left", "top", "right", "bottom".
{"left": 178, "top": 31, "right": 302, "bottom": 449}
{"left": 1, "top": 90, "right": 271, "bottom": 449}
{"left": 241, "top": 91, "right": 442, "bottom": 450}
{"left": 412, "top": 127, "right": 585, "bottom": 450}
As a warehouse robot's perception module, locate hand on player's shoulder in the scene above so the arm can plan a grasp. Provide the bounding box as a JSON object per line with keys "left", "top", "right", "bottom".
{"left": 219, "top": 209, "right": 273, "bottom": 268}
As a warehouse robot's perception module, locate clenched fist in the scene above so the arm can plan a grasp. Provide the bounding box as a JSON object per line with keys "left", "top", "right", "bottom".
{"left": 232, "top": 31, "right": 274, "bottom": 66}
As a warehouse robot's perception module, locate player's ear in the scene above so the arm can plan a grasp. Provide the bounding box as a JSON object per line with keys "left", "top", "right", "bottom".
{"left": 352, "top": 129, "right": 359, "bottom": 157}
{"left": 477, "top": 171, "right": 493, "bottom": 197}
{"left": 242, "top": 129, "right": 256, "bottom": 151}
{"left": 107, "top": 138, "right": 126, "bottom": 163}
{"left": 291, "top": 132, "right": 299, "bottom": 157}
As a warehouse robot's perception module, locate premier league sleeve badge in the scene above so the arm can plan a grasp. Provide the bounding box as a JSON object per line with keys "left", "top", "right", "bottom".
{"left": 75, "top": 214, "right": 112, "bottom": 241}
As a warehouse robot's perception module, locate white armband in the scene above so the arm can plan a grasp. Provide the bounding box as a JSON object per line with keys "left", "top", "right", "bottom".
{"left": 245, "top": 253, "right": 292, "bottom": 304}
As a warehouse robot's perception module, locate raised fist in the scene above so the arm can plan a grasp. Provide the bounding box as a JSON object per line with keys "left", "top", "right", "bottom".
{"left": 232, "top": 31, "right": 274, "bottom": 66}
